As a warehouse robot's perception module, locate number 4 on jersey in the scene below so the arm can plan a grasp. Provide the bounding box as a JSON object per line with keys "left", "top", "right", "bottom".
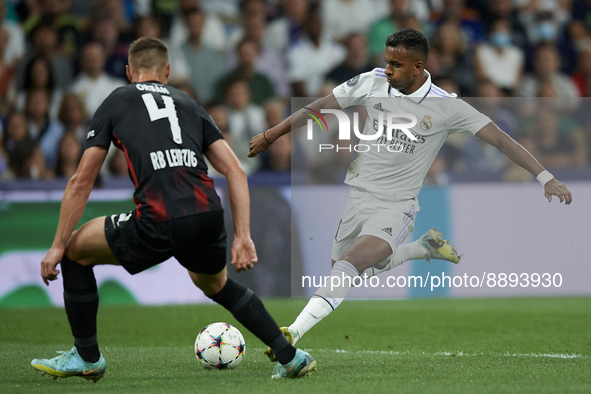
{"left": 142, "top": 93, "right": 182, "bottom": 144}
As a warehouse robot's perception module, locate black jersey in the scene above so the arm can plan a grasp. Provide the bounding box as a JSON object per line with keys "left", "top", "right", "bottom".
{"left": 86, "top": 81, "right": 223, "bottom": 223}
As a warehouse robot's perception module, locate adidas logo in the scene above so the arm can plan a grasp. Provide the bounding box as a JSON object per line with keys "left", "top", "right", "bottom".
{"left": 381, "top": 227, "right": 392, "bottom": 236}
{"left": 373, "top": 102, "right": 383, "bottom": 111}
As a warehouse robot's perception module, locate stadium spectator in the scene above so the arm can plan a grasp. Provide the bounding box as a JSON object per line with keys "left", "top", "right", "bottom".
{"left": 573, "top": 0, "right": 591, "bottom": 32}
{"left": 225, "top": 78, "right": 264, "bottom": 175}
{"left": 266, "top": 0, "right": 308, "bottom": 53}
{"left": 326, "top": 33, "right": 373, "bottom": 85}
{"left": 24, "top": 89, "right": 64, "bottom": 170}
{"left": 524, "top": 106, "right": 587, "bottom": 169}
{"left": 200, "top": 0, "right": 241, "bottom": 19}
{"left": 237, "top": 0, "right": 267, "bottom": 22}
{"left": 427, "top": 21, "right": 475, "bottom": 95}
{"left": 432, "top": 76, "right": 460, "bottom": 96}
{"left": 54, "top": 132, "right": 82, "bottom": 179}
{"left": 180, "top": 8, "right": 226, "bottom": 105}
{"left": 571, "top": 44, "right": 591, "bottom": 96}
{"left": 17, "top": 23, "right": 73, "bottom": 91}
{"left": 170, "top": 80, "right": 198, "bottom": 101}
{"left": 454, "top": 82, "right": 520, "bottom": 173}
{"left": 522, "top": 10, "right": 577, "bottom": 75}
{"left": 57, "top": 93, "right": 89, "bottom": 145}
{"left": 568, "top": 19, "right": 591, "bottom": 51}
{"left": 206, "top": 100, "right": 230, "bottom": 138}
{"left": 22, "top": 0, "right": 84, "bottom": 57}
{"left": 204, "top": 100, "right": 231, "bottom": 178}
{"left": 475, "top": 18, "right": 524, "bottom": 94}
{"left": 478, "top": 0, "right": 528, "bottom": 47}
{"left": 368, "top": 0, "right": 413, "bottom": 65}
{"left": 517, "top": 43, "right": 580, "bottom": 99}
{"left": 475, "top": 81, "right": 520, "bottom": 137}
{"left": 91, "top": 0, "right": 132, "bottom": 36}
{"left": 226, "top": 14, "right": 289, "bottom": 97}
{"left": 430, "top": 0, "right": 486, "bottom": 48}
{"left": 519, "top": 7, "right": 572, "bottom": 47}
{"left": 16, "top": 55, "right": 62, "bottom": 118}
{"left": 215, "top": 38, "right": 275, "bottom": 106}
{"left": 0, "top": 0, "right": 25, "bottom": 67}
{"left": 3, "top": 111, "right": 49, "bottom": 179}
{"left": 0, "top": 26, "right": 15, "bottom": 114}
{"left": 89, "top": 17, "right": 130, "bottom": 80}
{"left": 259, "top": 99, "right": 291, "bottom": 173}
{"left": 69, "top": 41, "right": 125, "bottom": 117}
{"left": 134, "top": 15, "right": 189, "bottom": 84}
{"left": 134, "top": 14, "right": 162, "bottom": 39}
{"left": 169, "top": 0, "right": 227, "bottom": 52}
{"left": 287, "top": 11, "right": 346, "bottom": 97}
{"left": 321, "top": 0, "right": 379, "bottom": 43}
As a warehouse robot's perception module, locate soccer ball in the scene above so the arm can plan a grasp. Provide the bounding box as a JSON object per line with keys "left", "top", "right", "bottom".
{"left": 195, "top": 322, "right": 246, "bottom": 370}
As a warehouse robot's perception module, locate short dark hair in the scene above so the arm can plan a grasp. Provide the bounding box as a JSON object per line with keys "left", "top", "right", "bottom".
{"left": 128, "top": 36, "right": 169, "bottom": 71}
{"left": 385, "top": 28, "right": 429, "bottom": 61}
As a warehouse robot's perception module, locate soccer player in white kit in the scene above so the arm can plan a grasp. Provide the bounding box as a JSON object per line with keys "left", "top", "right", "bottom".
{"left": 248, "top": 28, "right": 572, "bottom": 362}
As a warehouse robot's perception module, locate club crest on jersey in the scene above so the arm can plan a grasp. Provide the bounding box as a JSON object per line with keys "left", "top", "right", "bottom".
{"left": 347, "top": 75, "right": 360, "bottom": 86}
{"left": 420, "top": 115, "right": 432, "bottom": 131}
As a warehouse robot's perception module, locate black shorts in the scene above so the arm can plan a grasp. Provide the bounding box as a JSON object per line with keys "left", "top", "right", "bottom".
{"left": 104, "top": 210, "right": 226, "bottom": 275}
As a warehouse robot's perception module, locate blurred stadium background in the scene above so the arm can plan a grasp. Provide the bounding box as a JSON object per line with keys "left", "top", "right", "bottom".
{"left": 1, "top": 0, "right": 590, "bottom": 305}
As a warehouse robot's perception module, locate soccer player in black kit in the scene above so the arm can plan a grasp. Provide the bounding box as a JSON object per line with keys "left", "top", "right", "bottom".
{"left": 31, "top": 37, "right": 316, "bottom": 380}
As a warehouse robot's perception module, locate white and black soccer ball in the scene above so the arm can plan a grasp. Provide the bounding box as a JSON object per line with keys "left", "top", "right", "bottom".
{"left": 195, "top": 322, "right": 246, "bottom": 370}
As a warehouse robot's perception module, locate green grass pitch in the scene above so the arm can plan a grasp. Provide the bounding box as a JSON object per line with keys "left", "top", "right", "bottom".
{"left": 1, "top": 298, "right": 590, "bottom": 393}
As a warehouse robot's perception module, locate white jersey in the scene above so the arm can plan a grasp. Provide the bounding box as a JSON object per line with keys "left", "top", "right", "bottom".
{"left": 332, "top": 68, "right": 491, "bottom": 201}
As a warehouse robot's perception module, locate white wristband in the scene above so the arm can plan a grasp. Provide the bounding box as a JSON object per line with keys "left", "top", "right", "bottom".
{"left": 536, "top": 170, "right": 554, "bottom": 186}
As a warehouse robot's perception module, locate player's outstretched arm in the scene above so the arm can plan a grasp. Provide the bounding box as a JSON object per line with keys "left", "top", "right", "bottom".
{"left": 475, "top": 123, "right": 572, "bottom": 205}
{"left": 205, "top": 139, "right": 258, "bottom": 272}
{"left": 248, "top": 93, "right": 341, "bottom": 158}
{"left": 41, "top": 146, "right": 107, "bottom": 285}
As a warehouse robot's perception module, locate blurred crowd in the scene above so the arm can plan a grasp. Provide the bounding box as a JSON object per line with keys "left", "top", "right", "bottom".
{"left": 0, "top": 0, "right": 590, "bottom": 184}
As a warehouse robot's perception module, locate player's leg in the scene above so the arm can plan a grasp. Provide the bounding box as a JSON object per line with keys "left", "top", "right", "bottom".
{"left": 362, "top": 229, "right": 460, "bottom": 278}
{"left": 283, "top": 197, "right": 420, "bottom": 350}
{"left": 285, "top": 235, "right": 392, "bottom": 348}
{"left": 178, "top": 211, "right": 315, "bottom": 378}
{"left": 31, "top": 216, "right": 115, "bottom": 381}
{"left": 188, "top": 268, "right": 316, "bottom": 378}
{"left": 62, "top": 216, "right": 120, "bottom": 361}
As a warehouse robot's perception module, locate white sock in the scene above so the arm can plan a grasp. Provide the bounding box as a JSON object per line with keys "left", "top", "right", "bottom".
{"left": 391, "top": 241, "right": 428, "bottom": 266}
{"left": 363, "top": 241, "right": 428, "bottom": 277}
{"left": 289, "top": 260, "right": 358, "bottom": 344}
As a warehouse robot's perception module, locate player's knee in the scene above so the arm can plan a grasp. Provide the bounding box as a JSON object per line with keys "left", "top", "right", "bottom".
{"left": 189, "top": 271, "right": 227, "bottom": 296}
{"left": 336, "top": 254, "right": 365, "bottom": 272}
{"left": 64, "top": 241, "right": 92, "bottom": 267}
{"left": 63, "top": 229, "right": 96, "bottom": 266}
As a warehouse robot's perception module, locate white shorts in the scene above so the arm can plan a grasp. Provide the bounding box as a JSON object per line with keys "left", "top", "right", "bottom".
{"left": 331, "top": 188, "right": 420, "bottom": 265}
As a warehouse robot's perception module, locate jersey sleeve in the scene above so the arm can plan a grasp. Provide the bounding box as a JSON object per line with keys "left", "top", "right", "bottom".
{"left": 197, "top": 106, "right": 224, "bottom": 152}
{"left": 447, "top": 98, "right": 492, "bottom": 135}
{"left": 332, "top": 70, "right": 374, "bottom": 108}
{"left": 86, "top": 95, "right": 113, "bottom": 149}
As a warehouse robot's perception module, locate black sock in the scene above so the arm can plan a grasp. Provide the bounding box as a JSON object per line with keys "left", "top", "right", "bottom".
{"left": 61, "top": 256, "right": 100, "bottom": 363}
{"left": 208, "top": 278, "right": 296, "bottom": 364}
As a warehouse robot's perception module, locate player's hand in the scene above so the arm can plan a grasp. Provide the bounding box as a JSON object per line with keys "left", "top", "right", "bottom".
{"left": 230, "top": 237, "right": 258, "bottom": 272}
{"left": 40, "top": 246, "right": 64, "bottom": 286}
{"left": 544, "top": 178, "right": 572, "bottom": 205}
{"left": 248, "top": 132, "right": 271, "bottom": 158}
